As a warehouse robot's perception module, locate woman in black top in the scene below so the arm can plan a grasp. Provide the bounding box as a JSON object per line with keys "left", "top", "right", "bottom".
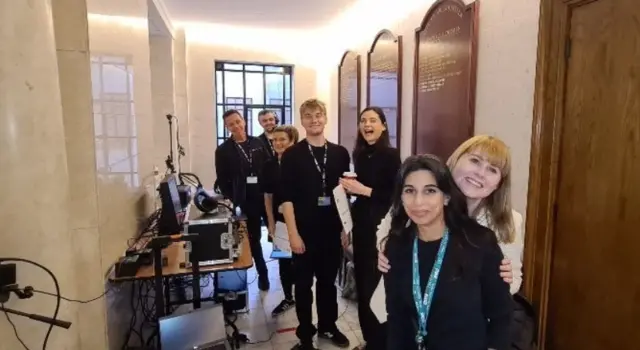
{"left": 260, "top": 125, "right": 299, "bottom": 317}
{"left": 383, "top": 155, "right": 512, "bottom": 350}
{"left": 339, "top": 107, "right": 401, "bottom": 350}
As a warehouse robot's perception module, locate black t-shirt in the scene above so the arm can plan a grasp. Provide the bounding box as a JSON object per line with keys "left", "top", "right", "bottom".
{"left": 214, "top": 136, "right": 269, "bottom": 205}
{"left": 260, "top": 158, "right": 284, "bottom": 223}
{"left": 280, "top": 139, "right": 351, "bottom": 241}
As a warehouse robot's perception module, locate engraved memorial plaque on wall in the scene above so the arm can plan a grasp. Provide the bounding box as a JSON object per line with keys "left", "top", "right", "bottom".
{"left": 338, "top": 51, "right": 361, "bottom": 155}
{"left": 412, "top": 0, "right": 478, "bottom": 159}
{"left": 367, "top": 30, "right": 403, "bottom": 150}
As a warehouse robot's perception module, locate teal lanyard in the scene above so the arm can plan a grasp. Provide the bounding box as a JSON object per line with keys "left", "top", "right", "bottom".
{"left": 412, "top": 229, "right": 449, "bottom": 348}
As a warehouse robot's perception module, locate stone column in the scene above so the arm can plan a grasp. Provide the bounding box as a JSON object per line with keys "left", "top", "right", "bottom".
{"left": 174, "top": 29, "right": 191, "bottom": 172}
{"left": 150, "top": 34, "right": 176, "bottom": 173}
{"left": 0, "top": 1, "right": 78, "bottom": 349}
{"left": 51, "top": 0, "right": 108, "bottom": 348}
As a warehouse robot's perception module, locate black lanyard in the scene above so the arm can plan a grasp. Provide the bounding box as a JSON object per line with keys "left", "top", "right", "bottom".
{"left": 266, "top": 137, "right": 275, "bottom": 156}
{"left": 307, "top": 141, "right": 328, "bottom": 196}
{"left": 235, "top": 140, "right": 253, "bottom": 172}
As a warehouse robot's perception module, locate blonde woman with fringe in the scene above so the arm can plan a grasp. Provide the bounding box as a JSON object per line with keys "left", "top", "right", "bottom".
{"left": 377, "top": 135, "right": 524, "bottom": 295}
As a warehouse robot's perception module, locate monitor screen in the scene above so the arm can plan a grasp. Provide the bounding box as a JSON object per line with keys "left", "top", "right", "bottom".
{"left": 158, "top": 174, "right": 184, "bottom": 236}
{"left": 164, "top": 174, "right": 183, "bottom": 214}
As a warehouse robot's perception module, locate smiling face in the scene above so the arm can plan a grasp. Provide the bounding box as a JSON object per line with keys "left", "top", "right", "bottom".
{"left": 301, "top": 107, "right": 326, "bottom": 137}
{"left": 450, "top": 151, "right": 502, "bottom": 201}
{"left": 401, "top": 169, "right": 446, "bottom": 227}
{"left": 259, "top": 112, "right": 277, "bottom": 133}
{"left": 224, "top": 112, "right": 246, "bottom": 138}
{"left": 272, "top": 130, "right": 293, "bottom": 156}
{"left": 359, "top": 110, "right": 386, "bottom": 144}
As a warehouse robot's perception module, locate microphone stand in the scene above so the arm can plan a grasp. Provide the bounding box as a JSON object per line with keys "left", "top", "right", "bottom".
{"left": 0, "top": 305, "right": 71, "bottom": 329}
{"left": 165, "top": 114, "right": 176, "bottom": 174}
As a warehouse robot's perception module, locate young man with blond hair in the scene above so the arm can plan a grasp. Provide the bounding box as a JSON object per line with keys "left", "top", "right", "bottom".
{"left": 280, "top": 99, "right": 351, "bottom": 350}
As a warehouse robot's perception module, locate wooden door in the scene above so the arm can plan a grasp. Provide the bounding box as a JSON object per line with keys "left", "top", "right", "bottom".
{"left": 525, "top": 0, "right": 640, "bottom": 349}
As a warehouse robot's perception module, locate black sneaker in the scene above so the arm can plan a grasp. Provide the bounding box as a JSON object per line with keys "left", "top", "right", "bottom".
{"left": 258, "top": 276, "right": 270, "bottom": 291}
{"left": 271, "top": 298, "right": 295, "bottom": 317}
{"left": 291, "top": 341, "right": 318, "bottom": 350}
{"left": 318, "top": 329, "right": 350, "bottom": 348}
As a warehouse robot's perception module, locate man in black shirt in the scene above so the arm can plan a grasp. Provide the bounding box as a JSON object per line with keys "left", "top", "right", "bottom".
{"left": 215, "top": 109, "right": 270, "bottom": 291}
{"left": 281, "top": 99, "right": 351, "bottom": 350}
{"left": 257, "top": 109, "right": 278, "bottom": 159}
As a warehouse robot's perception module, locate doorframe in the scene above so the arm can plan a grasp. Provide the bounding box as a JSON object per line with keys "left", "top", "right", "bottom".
{"left": 522, "top": 0, "right": 594, "bottom": 348}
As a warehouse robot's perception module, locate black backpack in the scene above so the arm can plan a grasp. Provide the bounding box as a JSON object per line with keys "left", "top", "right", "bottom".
{"left": 511, "top": 293, "right": 537, "bottom": 350}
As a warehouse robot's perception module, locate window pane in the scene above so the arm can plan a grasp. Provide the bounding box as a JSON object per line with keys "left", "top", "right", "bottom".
{"left": 91, "top": 62, "right": 101, "bottom": 99}
{"left": 131, "top": 142, "right": 139, "bottom": 171}
{"left": 105, "top": 114, "right": 117, "bottom": 135}
{"left": 104, "top": 56, "right": 126, "bottom": 64}
{"left": 217, "top": 138, "right": 225, "bottom": 146}
{"left": 247, "top": 108, "right": 264, "bottom": 137}
{"left": 223, "top": 71, "right": 244, "bottom": 101}
{"left": 285, "top": 107, "right": 291, "bottom": 125}
{"left": 103, "top": 64, "right": 129, "bottom": 94}
{"left": 285, "top": 74, "right": 291, "bottom": 105}
{"left": 245, "top": 72, "right": 264, "bottom": 105}
{"left": 95, "top": 138, "right": 105, "bottom": 170}
{"left": 265, "top": 66, "right": 284, "bottom": 73}
{"left": 245, "top": 65, "right": 263, "bottom": 72}
{"left": 266, "top": 74, "right": 284, "bottom": 105}
{"left": 224, "top": 63, "right": 243, "bottom": 70}
{"left": 216, "top": 70, "right": 223, "bottom": 103}
{"left": 216, "top": 106, "right": 225, "bottom": 138}
{"left": 115, "top": 115, "right": 127, "bottom": 137}
{"left": 94, "top": 112, "right": 103, "bottom": 136}
{"left": 131, "top": 104, "right": 137, "bottom": 134}
{"left": 107, "top": 138, "right": 132, "bottom": 172}
{"left": 127, "top": 68, "right": 134, "bottom": 99}
{"left": 225, "top": 97, "right": 244, "bottom": 104}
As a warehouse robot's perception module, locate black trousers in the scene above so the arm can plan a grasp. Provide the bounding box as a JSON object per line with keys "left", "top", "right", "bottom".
{"left": 241, "top": 200, "right": 268, "bottom": 278}
{"left": 279, "top": 257, "right": 294, "bottom": 300}
{"left": 294, "top": 235, "right": 342, "bottom": 341}
{"left": 353, "top": 226, "right": 386, "bottom": 350}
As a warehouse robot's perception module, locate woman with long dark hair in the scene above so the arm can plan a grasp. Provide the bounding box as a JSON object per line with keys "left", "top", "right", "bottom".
{"left": 383, "top": 155, "right": 512, "bottom": 350}
{"left": 339, "top": 107, "right": 401, "bottom": 350}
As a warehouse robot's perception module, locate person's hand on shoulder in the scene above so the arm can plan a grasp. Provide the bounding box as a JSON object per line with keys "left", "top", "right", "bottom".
{"left": 378, "top": 250, "right": 391, "bottom": 273}
{"left": 500, "top": 259, "right": 513, "bottom": 284}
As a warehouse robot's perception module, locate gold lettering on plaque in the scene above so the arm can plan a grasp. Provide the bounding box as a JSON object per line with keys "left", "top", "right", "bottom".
{"left": 417, "top": 25, "right": 464, "bottom": 93}
{"left": 340, "top": 58, "right": 358, "bottom": 107}
{"left": 425, "top": 3, "right": 464, "bottom": 32}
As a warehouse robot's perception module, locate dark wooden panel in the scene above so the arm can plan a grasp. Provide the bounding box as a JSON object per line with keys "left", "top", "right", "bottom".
{"left": 412, "top": 0, "right": 478, "bottom": 159}
{"left": 524, "top": 0, "right": 640, "bottom": 349}
{"left": 338, "top": 51, "right": 361, "bottom": 154}
{"left": 367, "top": 29, "right": 403, "bottom": 150}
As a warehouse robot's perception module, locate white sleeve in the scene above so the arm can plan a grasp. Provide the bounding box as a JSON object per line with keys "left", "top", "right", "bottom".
{"left": 502, "top": 210, "right": 525, "bottom": 294}
{"left": 376, "top": 209, "right": 393, "bottom": 250}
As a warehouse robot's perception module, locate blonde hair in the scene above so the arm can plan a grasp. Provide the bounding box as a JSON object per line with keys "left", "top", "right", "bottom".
{"left": 447, "top": 135, "right": 515, "bottom": 244}
{"left": 273, "top": 125, "right": 299, "bottom": 143}
{"left": 299, "top": 98, "right": 327, "bottom": 117}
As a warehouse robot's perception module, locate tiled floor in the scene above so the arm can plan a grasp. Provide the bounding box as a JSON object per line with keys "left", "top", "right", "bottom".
{"left": 179, "top": 230, "right": 364, "bottom": 350}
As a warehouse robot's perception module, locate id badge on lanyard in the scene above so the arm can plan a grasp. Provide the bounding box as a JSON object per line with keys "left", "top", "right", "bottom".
{"left": 236, "top": 141, "right": 258, "bottom": 185}
{"left": 246, "top": 176, "right": 258, "bottom": 184}
{"left": 308, "top": 142, "right": 330, "bottom": 207}
{"left": 413, "top": 229, "right": 449, "bottom": 349}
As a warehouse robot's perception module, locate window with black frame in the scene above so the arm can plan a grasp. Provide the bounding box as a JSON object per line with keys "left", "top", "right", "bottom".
{"left": 215, "top": 62, "right": 294, "bottom": 145}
